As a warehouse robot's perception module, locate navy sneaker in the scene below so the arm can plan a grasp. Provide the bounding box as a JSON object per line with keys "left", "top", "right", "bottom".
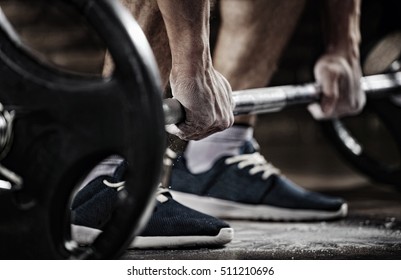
{"left": 170, "top": 140, "right": 348, "bottom": 221}
{"left": 71, "top": 162, "right": 233, "bottom": 249}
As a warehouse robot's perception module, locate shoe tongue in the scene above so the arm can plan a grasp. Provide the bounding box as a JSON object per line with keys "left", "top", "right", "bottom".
{"left": 238, "top": 140, "right": 259, "bottom": 155}
{"left": 113, "top": 160, "right": 128, "bottom": 180}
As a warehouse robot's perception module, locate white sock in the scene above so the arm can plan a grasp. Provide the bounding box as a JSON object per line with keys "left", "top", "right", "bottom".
{"left": 184, "top": 126, "right": 254, "bottom": 174}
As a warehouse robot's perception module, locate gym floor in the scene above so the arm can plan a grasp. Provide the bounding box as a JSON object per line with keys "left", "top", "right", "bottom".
{"left": 121, "top": 108, "right": 401, "bottom": 260}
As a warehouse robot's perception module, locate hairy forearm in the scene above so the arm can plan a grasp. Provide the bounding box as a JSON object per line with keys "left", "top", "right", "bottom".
{"left": 156, "top": 0, "right": 211, "bottom": 74}
{"left": 322, "top": 0, "right": 361, "bottom": 60}
{"left": 310, "top": 0, "right": 365, "bottom": 119}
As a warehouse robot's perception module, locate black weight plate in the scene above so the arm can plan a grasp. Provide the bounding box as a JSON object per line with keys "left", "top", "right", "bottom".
{"left": 321, "top": 96, "right": 401, "bottom": 187}
{"left": 0, "top": 0, "right": 165, "bottom": 259}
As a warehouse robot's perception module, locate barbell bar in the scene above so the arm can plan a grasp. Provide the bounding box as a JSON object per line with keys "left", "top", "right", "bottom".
{"left": 163, "top": 71, "right": 401, "bottom": 125}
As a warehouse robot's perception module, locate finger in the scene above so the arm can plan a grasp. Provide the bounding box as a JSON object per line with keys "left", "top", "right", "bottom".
{"left": 171, "top": 122, "right": 203, "bottom": 141}
{"left": 307, "top": 103, "right": 326, "bottom": 120}
{"left": 165, "top": 124, "right": 182, "bottom": 138}
{"left": 320, "top": 72, "right": 340, "bottom": 115}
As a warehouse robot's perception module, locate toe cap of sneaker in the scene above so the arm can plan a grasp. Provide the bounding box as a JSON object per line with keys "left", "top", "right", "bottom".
{"left": 262, "top": 175, "right": 345, "bottom": 212}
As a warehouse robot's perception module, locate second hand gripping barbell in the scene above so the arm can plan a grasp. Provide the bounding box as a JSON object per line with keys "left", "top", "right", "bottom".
{"left": 163, "top": 71, "right": 401, "bottom": 125}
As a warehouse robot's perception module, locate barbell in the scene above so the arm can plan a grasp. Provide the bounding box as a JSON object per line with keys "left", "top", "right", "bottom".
{"left": 163, "top": 71, "right": 401, "bottom": 125}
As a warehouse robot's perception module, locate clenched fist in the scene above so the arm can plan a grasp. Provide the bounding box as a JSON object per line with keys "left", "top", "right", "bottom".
{"left": 309, "top": 53, "right": 366, "bottom": 119}
{"left": 166, "top": 66, "right": 235, "bottom": 140}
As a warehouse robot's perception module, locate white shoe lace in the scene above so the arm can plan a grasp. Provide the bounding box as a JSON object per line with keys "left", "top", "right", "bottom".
{"left": 103, "top": 179, "right": 169, "bottom": 203}
{"left": 224, "top": 152, "right": 280, "bottom": 180}
{"left": 155, "top": 186, "right": 170, "bottom": 203}
{"left": 103, "top": 179, "right": 125, "bottom": 191}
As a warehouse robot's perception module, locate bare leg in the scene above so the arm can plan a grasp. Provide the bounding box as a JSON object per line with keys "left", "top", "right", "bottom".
{"left": 184, "top": 0, "right": 307, "bottom": 173}
{"left": 114, "top": 0, "right": 172, "bottom": 90}
{"left": 214, "top": 0, "right": 306, "bottom": 125}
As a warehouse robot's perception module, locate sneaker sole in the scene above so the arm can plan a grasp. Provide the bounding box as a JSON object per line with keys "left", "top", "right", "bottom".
{"left": 171, "top": 190, "right": 348, "bottom": 221}
{"left": 71, "top": 225, "right": 234, "bottom": 249}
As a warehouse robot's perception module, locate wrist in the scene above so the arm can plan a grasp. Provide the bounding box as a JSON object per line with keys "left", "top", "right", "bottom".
{"left": 171, "top": 51, "right": 213, "bottom": 79}
{"left": 325, "top": 42, "right": 360, "bottom": 64}
{"left": 171, "top": 39, "right": 211, "bottom": 65}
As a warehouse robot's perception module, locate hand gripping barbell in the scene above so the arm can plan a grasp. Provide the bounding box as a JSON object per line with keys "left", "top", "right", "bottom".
{"left": 0, "top": 0, "right": 165, "bottom": 259}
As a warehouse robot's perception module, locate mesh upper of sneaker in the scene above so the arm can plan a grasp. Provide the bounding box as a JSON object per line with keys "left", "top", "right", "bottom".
{"left": 171, "top": 140, "right": 345, "bottom": 211}
{"left": 72, "top": 173, "right": 230, "bottom": 236}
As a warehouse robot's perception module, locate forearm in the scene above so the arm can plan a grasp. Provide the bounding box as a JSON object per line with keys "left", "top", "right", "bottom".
{"left": 156, "top": 0, "right": 233, "bottom": 139}
{"left": 310, "top": 0, "right": 365, "bottom": 119}
{"left": 156, "top": 0, "right": 211, "bottom": 75}
{"left": 322, "top": 0, "right": 361, "bottom": 60}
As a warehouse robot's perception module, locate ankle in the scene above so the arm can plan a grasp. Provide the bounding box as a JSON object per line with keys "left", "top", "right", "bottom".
{"left": 184, "top": 126, "right": 254, "bottom": 174}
